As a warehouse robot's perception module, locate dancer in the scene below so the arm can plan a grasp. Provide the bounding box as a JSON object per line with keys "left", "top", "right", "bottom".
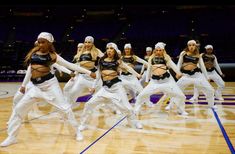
{"left": 134, "top": 42, "right": 188, "bottom": 116}
{"left": 0, "top": 32, "right": 96, "bottom": 147}
{"left": 166, "top": 40, "right": 216, "bottom": 110}
{"left": 7, "top": 63, "right": 75, "bottom": 124}
{"left": 63, "top": 36, "right": 103, "bottom": 108}
{"left": 78, "top": 42, "right": 143, "bottom": 131}
{"left": 120, "top": 43, "right": 151, "bottom": 106}
{"left": 189, "top": 44, "right": 225, "bottom": 101}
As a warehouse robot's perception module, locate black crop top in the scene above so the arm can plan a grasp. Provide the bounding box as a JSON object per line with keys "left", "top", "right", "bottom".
{"left": 202, "top": 54, "right": 215, "bottom": 63}
{"left": 122, "top": 56, "right": 135, "bottom": 64}
{"left": 30, "top": 53, "right": 52, "bottom": 66}
{"left": 100, "top": 59, "right": 119, "bottom": 71}
{"left": 79, "top": 53, "right": 93, "bottom": 62}
{"left": 183, "top": 54, "right": 199, "bottom": 64}
{"left": 151, "top": 57, "right": 166, "bottom": 65}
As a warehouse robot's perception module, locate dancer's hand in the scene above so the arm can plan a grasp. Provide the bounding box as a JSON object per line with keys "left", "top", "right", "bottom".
{"left": 70, "top": 72, "right": 75, "bottom": 78}
{"left": 176, "top": 73, "right": 183, "bottom": 79}
{"left": 221, "top": 73, "right": 225, "bottom": 78}
{"left": 89, "top": 88, "right": 96, "bottom": 94}
{"left": 144, "top": 82, "right": 149, "bottom": 87}
{"left": 59, "top": 72, "right": 63, "bottom": 77}
{"left": 137, "top": 74, "right": 142, "bottom": 79}
{"left": 20, "top": 86, "right": 26, "bottom": 94}
{"left": 90, "top": 72, "right": 96, "bottom": 79}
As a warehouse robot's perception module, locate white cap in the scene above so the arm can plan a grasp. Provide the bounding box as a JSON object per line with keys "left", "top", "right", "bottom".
{"left": 106, "top": 42, "right": 120, "bottom": 54}
{"left": 187, "top": 40, "right": 196, "bottom": 45}
{"left": 146, "top": 47, "right": 152, "bottom": 52}
{"left": 116, "top": 49, "right": 122, "bottom": 55}
{"left": 34, "top": 41, "right": 38, "bottom": 45}
{"left": 158, "top": 42, "right": 166, "bottom": 47}
{"left": 205, "top": 45, "right": 213, "bottom": 49}
{"left": 37, "top": 32, "right": 54, "bottom": 43}
{"left": 85, "top": 36, "right": 94, "bottom": 43}
{"left": 155, "top": 42, "right": 166, "bottom": 49}
{"left": 77, "top": 43, "right": 84, "bottom": 47}
{"left": 124, "top": 43, "right": 132, "bottom": 49}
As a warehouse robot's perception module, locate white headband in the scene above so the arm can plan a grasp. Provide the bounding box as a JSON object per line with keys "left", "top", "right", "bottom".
{"left": 124, "top": 43, "right": 132, "bottom": 49}
{"left": 146, "top": 47, "right": 152, "bottom": 52}
{"left": 85, "top": 36, "right": 94, "bottom": 43}
{"left": 106, "top": 42, "right": 120, "bottom": 54}
{"left": 187, "top": 40, "right": 196, "bottom": 45}
{"left": 155, "top": 42, "right": 166, "bottom": 49}
{"left": 37, "top": 32, "right": 54, "bottom": 43}
{"left": 77, "top": 43, "right": 84, "bottom": 47}
{"left": 205, "top": 45, "right": 213, "bottom": 49}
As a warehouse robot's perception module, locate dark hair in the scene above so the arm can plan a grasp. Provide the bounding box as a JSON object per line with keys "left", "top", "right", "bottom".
{"left": 24, "top": 42, "right": 57, "bottom": 66}
{"left": 99, "top": 50, "right": 120, "bottom": 68}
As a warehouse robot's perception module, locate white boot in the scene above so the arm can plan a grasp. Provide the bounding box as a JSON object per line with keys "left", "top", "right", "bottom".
{"left": 145, "top": 101, "right": 155, "bottom": 108}
{"left": 211, "top": 105, "right": 218, "bottom": 110}
{"left": 189, "top": 96, "right": 198, "bottom": 102}
{"left": 78, "top": 124, "right": 87, "bottom": 131}
{"left": 165, "top": 104, "right": 172, "bottom": 111}
{"left": 127, "top": 120, "right": 143, "bottom": 129}
{"left": 134, "top": 121, "right": 143, "bottom": 129}
{"left": 215, "top": 96, "right": 224, "bottom": 101}
{"left": 0, "top": 136, "right": 17, "bottom": 147}
{"left": 114, "top": 109, "right": 122, "bottom": 115}
{"left": 215, "top": 90, "right": 224, "bottom": 101}
{"left": 76, "top": 128, "right": 83, "bottom": 141}
{"left": 178, "top": 111, "right": 189, "bottom": 116}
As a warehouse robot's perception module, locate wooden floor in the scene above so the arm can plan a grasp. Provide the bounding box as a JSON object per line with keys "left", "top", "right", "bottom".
{"left": 0, "top": 82, "right": 235, "bottom": 154}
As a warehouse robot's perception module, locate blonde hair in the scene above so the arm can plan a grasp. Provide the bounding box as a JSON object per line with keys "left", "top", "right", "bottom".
{"left": 73, "top": 44, "right": 99, "bottom": 62}
{"left": 184, "top": 45, "right": 200, "bottom": 56}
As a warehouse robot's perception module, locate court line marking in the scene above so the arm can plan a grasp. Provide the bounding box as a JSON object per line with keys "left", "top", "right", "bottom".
{"left": 212, "top": 108, "right": 235, "bottom": 153}
{"left": 80, "top": 116, "right": 127, "bottom": 154}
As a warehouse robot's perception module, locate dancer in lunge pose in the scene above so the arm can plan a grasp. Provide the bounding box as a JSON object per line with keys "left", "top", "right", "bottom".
{"left": 120, "top": 43, "right": 152, "bottom": 106}
{"left": 134, "top": 42, "right": 188, "bottom": 116}
{"left": 165, "top": 40, "right": 216, "bottom": 110}
{"left": 189, "top": 44, "right": 225, "bottom": 101}
{"left": 63, "top": 36, "right": 103, "bottom": 108}
{"left": 78, "top": 42, "right": 143, "bottom": 131}
{"left": 0, "top": 32, "right": 96, "bottom": 147}
{"left": 7, "top": 62, "right": 75, "bottom": 125}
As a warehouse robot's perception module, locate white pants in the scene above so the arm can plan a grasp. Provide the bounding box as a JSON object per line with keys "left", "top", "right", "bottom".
{"left": 176, "top": 72, "right": 215, "bottom": 107}
{"left": 80, "top": 82, "right": 138, "bottom": 126}
{"left": 7, "top": 77, "right": 78, "bottom": 138}
{"left": 192, "top": 70, "right": 225, "bottom": 99}
{"left": 134, "top": 76, "right": 186, "bottom": 113}
{"left": 63, "top": 73, "right": 102, "bottom": 105}
{"left": 8, "top": 82, "right": 40, "bottom": 123}
{"left": 139, "top": 70, "right": 147, "bottom": 87}
{"left": 120, "top": 74, "right": 143, "bottom": 99}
